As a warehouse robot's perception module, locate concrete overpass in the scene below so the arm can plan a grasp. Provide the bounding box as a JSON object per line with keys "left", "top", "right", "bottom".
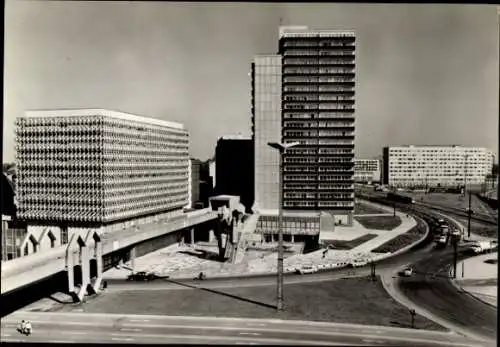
{"left": 1, "top": 209, "right": 220, "bottom": 299}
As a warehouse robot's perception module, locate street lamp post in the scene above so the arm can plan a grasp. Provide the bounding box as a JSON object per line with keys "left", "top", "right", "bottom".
{"left": 467, "top": 193, "right": 472, "bottom": 239}
{"left": 464, "top": 154, "right": 473, "bottom": 240}
{"left": 268, "top": 141, "right": 300, "bottom": 311}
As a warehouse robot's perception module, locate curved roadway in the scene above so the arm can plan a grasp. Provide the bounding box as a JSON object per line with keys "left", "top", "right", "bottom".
{"left": 4, "top": 199, "right": 496, "bottom": 345}
{"left": 397, "top": 248, "right": 497, "bottom": 341}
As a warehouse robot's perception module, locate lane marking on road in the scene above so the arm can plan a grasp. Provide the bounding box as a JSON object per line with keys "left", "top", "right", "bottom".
{"left": 236, "top": 342, "right": 259, "bottom": 345}
{"left": 112, "top": 337, "right": 134, "bottom": 341}
{"left": 361, "top": 329, "right": 382, "bottom": 334}
{"left": 239, "top": 332, "right": 261, "bottom": 336}
{"left": 117, "top": 323, "right": 477, "bottom": 345}
{"left": 129, "top": 319, "right": 150, "bottom": 322}
{"left": 2, "top": 334, "right": 11, "bottom": 337}
{"left": 48, "top": 340, "right": 73, "bottom": 343}
{"left": 65, "top": 331, "right": 87, "bottom": 335}
{"left": 362, "top": 339, "right": 385, "bottom": 344}
{"left": 246, "top": 323, "right": 267, "bottom": 327}
{"left": 121, "top": 328, "right": 143, "bottom": 332}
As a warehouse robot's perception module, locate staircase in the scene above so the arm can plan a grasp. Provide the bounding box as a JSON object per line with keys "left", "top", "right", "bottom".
{"left": 231, "top": 214, "right": 259, "bottom": 264}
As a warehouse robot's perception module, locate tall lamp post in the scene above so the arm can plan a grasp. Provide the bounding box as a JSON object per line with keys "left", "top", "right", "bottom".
{"left": 464, "top": 154, "right": 473, "bottom": 240}
{"left": 268, "top": 141, "right": 300, "bottom": 311}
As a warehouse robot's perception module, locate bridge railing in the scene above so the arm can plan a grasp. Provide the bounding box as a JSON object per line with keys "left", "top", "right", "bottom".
{"left": 1, "top": 211, "right": 218, "bottom": 286}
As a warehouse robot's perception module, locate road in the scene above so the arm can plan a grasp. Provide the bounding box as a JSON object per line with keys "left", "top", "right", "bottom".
{"left": 0, "top": 312, "right": 487, "bottom": 346}
{"left": 396, "top": 248, "right": 498, "bottom": 342}
{"left": 103, "top": 240, "right": 435, "bottom": 292}
{"left": 356, "top": 190, "right": 497, "bottom": 226}
{"left": 2, "top": 202, "right": 495, "bottom": 345}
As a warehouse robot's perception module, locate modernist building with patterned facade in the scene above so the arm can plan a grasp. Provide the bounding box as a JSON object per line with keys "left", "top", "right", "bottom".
{"left": 15, "top": 109, "right": 190, "bottom": 249}
{"left": 382, "top": 145, "right": 494, "bottom": 188}
{"left": 354, "top": 158, "right": 381, "bottom": 183}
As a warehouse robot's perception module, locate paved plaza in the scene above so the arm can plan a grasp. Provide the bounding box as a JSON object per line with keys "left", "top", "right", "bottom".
{"left": 103, "top": 201, "right": 419, "bottom": 280}
{"left": 455, "top": 252, "right": 498, "bottom": 307}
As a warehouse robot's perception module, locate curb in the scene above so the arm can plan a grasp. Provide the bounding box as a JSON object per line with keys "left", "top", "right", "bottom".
{"left": 378, "top": 273, "right": 492, "bottom": 343}
{"left": 448, "top": 268, "right": 498, "bottom": 309}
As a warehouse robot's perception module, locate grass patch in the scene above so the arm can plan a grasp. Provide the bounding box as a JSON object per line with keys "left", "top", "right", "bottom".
{"left": 51, "top": 277, "right": 446, "bottom": 331}
{"left": 354, "top": 216, "right": 402, "bottom": 230}
{"left": 322, "top": 233, "right": 378, "bottom": 250}
{"left": 372, "top": 219, "right": 426, "bottom": 253}
{"left": 354, "top": 203, "right": 387, "bottom": 215}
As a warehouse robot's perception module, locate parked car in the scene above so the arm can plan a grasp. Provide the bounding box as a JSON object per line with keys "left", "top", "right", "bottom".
{"left": 349, "top": 259, "right": 368, "bottom": 268}
{"left": 127, "top": 271, "right": 157, "bottom": 282}
{"left": 296, "top": 265, "right": 318, "bottom": 275}
{"left": 471, "top": 246, "right": 483, "bottom": 254}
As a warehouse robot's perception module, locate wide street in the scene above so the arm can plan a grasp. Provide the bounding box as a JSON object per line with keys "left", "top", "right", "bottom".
{"left": 0, "top": 312, "right": 487, "bottom": 346}
{"left": 1, "top": 202, "right": 496, "bottom": 345}
{"left": 397, "top": 248, "right": 498, "bottom": 341}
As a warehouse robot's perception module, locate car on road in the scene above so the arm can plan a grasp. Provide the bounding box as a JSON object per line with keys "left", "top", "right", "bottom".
{"left": 296, "top": 265, "right": 318, "bottom": 275}
{"left": 127, "top": 271, "right": 157, "bottom": 281}
{"left": 450, "top": 230, "right": 461, "bottom": 240}
{"left": 399, "top": 267, "right": 413, "bottom": 277}
{"left": 437, "top": 235, "right": 447, "bottom": 243}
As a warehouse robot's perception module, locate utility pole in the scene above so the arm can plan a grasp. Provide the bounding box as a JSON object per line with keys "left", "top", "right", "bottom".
{"left": 452, "top": 237, "right": 458, "bottom": 279}
{"left": 463, "top": 154, "right": 468, "bottom": 197}
{"left": 409, "top": 309, "right": 416, "bottom": 329}
{"left": 277, "top": 149, "right": 284, "bottom": 310}
{"left": 393, "top": 202, "right": 396, "bottom": 217}
{"left": 467, "top": 192, "right": 472, "bottom": 239}
{"left": 268, "top": 141, "right": 300, "bottom": 311}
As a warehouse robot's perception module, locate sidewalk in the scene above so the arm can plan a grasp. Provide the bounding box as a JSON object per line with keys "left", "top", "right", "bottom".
{"left": 453, "top": 252, "right": 498, "bottom": 308}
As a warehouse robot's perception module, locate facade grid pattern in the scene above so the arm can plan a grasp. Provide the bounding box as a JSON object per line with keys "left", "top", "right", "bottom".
{"left": 255, "top": 215, "right": 320, "bottom": 236}
{"left": 15, "top": 109, "right": 189, "bottom": 225}
{"left": 354, "top": 158, "right": 381, "bottom": 183}
{"left": 252, "top": 55, "right": 283, "bottom": 212}
{"left": 279, "top": 28, "right": 356, "bottom": 214}
{"left": 382, "top": 145, "right": 494, "bottom": 188}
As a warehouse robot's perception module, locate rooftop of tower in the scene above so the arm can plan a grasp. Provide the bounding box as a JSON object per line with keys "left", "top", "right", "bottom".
{"left": 279, "top": 25, "right": 355, "bottom": 38}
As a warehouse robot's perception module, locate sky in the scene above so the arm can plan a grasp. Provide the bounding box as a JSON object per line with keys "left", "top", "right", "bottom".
{"left": 3, "top": 2, "right": 499, "bottom": 163}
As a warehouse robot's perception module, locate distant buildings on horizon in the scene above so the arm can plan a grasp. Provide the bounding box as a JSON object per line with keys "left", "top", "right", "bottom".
{"left": 382, "top": 145, "right": 495, "bottom": 188}
{"left": 354, "top": 158, "right": 381, "bottom": 183}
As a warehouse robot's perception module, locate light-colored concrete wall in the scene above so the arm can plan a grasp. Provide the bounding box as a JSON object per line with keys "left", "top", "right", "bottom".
{"left": 334, "top": 214, "right": 350, "bottom": 226}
